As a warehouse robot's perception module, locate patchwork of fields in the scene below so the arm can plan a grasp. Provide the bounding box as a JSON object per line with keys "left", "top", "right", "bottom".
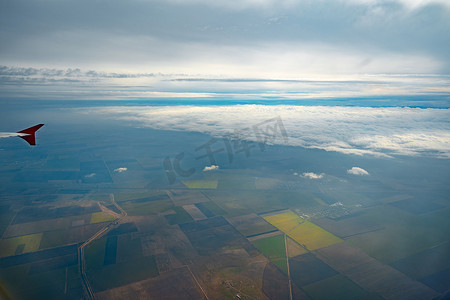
{"left": 0, "top": 122, "right": 448, "bottom": 300}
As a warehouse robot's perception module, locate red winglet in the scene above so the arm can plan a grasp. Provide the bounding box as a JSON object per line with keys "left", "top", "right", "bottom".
{"left": 17, "top": 124, "right": 44, "bottom": 146}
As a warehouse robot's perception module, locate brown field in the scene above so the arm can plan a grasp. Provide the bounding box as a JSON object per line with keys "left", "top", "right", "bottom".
{"left": 182, "top": 204, "right": 207, "bottom": 221}
{"left": 168, "top": 190, "right": 210, "bottom": 206}
{"left": 95, "top": 266, "right": 207, "bottom": 300}
{"left": 191, "top": 252, "right": 269, "bottom": 299}
{"left": 227, "top": 213, "right": 277, "bottom": 237}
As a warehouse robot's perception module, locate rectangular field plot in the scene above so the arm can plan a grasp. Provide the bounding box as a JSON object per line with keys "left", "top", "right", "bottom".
{"left": 287, "top": 237, "right": 308, "bottom": 258}
{"left": 121, "top": 199, "right": 173, "bottom": 216}
{"left": 3, "top": 214, "right": 91, "bottom": 238}
{"left": 264, "top": 211, "right": 342, "bottom": 251}
{"left": 0, "top": 233, "right": 42, "bottom": 257}
{"left": 303, "top": 274, "right": 382, "bottom": 300}
{"left": 389, "top": 198, "right": 445, "bottom": 215}
{"left": 12, "top": 204, "right": 100, "bottom": 224}
{"left": 85, "top": 235, "right": 158, "bottom": 292}
{"left": 313, "top": 215, "right": 384, "bottom": 239}
{"left": 90, "top": 212, "right": 116, "bottom": 224}
{"left": 420, "top": 268, "right": 450, "bottom": 293}
{"left": 182, "top": 204, "right": 207, "bottom": 221}
{"left": 251, "top": 234, "right": 287, "bottom": 273}
{"left": 88, "top": 255, "right": 159, "bottom": 292}
{"left": 0, "top": 263, "right": 68, "bottom": 300}
{"left": 314, "top": 242, "right": 439, "bottom": 300}
{"left": 390, "top": 242, "right": 450, "bottom": 279}
{"left": 264, "top": 211, "right": 301, "bottom": 232}
{"left": 346, "top": 205, "right": 450, "bottom": 264}
{"left": 195, "top": 201, "right": 225, "bottom": 217}
{"left": 104, "top": 236, "right": 118, "bottom": 265}
{"left": 179, "top": 216, "right": 255, "bottom": 256}
{"left": 168, "top": 190, "right": 210, "bottom": 206}
{"left": 0, "top": 243, "right": 79, "bottom": 268}
{"left": 289, "top": 252, "right": 338, "bottom": 287}
{"left": 165, "top": 206, "right": 194, "bottom": 225}
{"left": 95, "top": 266, "right": 207, "bottom": 300}
{"left": 228, "top": 213, "right": 277, "bottom": 237}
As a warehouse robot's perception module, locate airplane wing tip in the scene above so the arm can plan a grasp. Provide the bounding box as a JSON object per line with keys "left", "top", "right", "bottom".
{"left": 17, "top": 124, "right": 44, "bottom": 146}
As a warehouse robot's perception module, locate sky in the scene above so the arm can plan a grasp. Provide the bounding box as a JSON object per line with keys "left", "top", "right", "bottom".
{"left": 0, "top": 0, "right": 449, "bottom": 101}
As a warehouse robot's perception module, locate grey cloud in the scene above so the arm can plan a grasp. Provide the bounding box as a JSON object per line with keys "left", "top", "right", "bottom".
{"left": 0, "top": 66, "right": 156, "bottom": 79}
{"left": 0, "top": 0, "right": 449, "bottom": 72}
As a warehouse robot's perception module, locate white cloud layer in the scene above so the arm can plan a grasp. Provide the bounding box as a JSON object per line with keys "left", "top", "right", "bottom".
{"left": 86, "top": 105, "right": 450, "bottom": 159}
{"left": 347, "top": 167, "right": 370, "bottom": 175}
{"left": 302, "top": 172, "right": 324, "bottom": 179}
{"left": 114, "top": 167, "right": 128, "bottom": 173}
{"left": 203, "top": 165, "right": 219, "bottom": 171}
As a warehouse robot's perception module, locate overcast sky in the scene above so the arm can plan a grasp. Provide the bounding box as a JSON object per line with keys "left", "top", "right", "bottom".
{"left": 0, "top": 0, "right": 449, "bottom": 100}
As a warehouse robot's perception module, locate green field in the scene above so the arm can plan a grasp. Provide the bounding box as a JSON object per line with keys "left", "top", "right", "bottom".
{"left": 88, "top": 255, "right": 159, "bottom": 292}
{"left": 199, "top": 201, "right": 226, "bottom": 216}
{"left": 117, "top": 234, "right": 143, "bottom": 262}
{"left": 85, "top": 236, "right": 107, "bottom": 270}
{"left": 85, "top": 234, "right": 158, "bottom": 291}
{"left": 165, "top": 206, "right": 194, "bottom": 225}
{"left": 121, "top": 199, "right": 173, "bottom": 216}
{"left": 0, "top": 233, "right": 43, "bottom": 257}
{"left": 90, "top": 212, "right": 116, "bottom": 224}
{"left": 0, "top": 211, "right": 15, "bottom": 237}
{"left": 114, "top": 190, "right": 167, "bottom": 202}
{"left": 252, "top": 234, "right": 287, "bottom": 273}
{"left": 3, "top": 214, "right": 92, "bottom": 238}
{"left": 204, "top": 190, "right": 321, "bottom": 217}
{"left": 39, "top": 229, "right": 67, "bottom": 249}
{"left": 0, "top": 264, "right": 69, "bottom": 300}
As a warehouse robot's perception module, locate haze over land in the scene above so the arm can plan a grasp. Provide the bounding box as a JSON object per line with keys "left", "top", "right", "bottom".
{"left": 0, "top": 0, "right": 449, "bottom": 299}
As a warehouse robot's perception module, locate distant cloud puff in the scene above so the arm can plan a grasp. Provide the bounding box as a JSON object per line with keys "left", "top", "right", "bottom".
{"left": 114, "top": 167, "right": 127, "bottom": 173}
{"left": 203, "top": 165, "right": 219, "bottom": 172}
{"left": 302, "top": 172, "right": 324, "bottom": 179}
{"left": 347, "top": 167, "right": 370, "bottom": 176}
{"left": 84, "top": 173, "right": 96, "bottom": 178}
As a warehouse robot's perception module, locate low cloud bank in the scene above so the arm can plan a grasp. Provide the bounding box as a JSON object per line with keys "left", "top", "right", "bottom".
{"left": 86, "top": 105, "right": 450, "bottom": 159}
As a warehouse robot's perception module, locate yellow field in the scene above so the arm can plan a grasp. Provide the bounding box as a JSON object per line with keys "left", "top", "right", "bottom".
{"left": 0, "top": 232, "right": 43, "bottom": 257}
{"left": 264, "top": 211, "right": 342, "bottom": 251}
{"left": 182, "top": 180, "right": 218, "bottom": 189}
{"left": 90, "top": 212, "right": 116, "bottom": 224}
{"left": 264, "top": 211, "right": 302, "bottom": 232}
